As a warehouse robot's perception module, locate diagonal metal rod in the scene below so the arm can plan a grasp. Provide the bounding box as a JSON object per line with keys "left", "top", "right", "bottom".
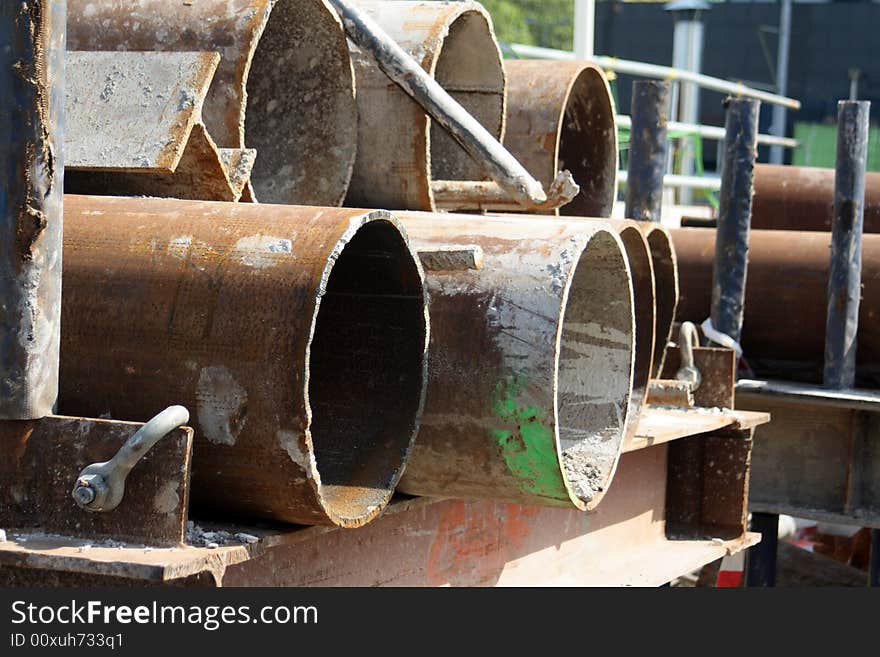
{"left": 328, "top": 0, "right": 567, "bottom": 208}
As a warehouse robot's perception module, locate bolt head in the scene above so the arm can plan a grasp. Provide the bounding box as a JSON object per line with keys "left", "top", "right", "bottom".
{"left": 72, "top": 484, "right": 96, "bottom": 506}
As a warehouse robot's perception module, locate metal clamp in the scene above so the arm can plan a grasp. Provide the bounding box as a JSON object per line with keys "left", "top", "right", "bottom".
{"left": 72, "top": 406, "right": 190, "bottom": 512}
{"left": 675, "top": 321, "right": 702, "bottom": 391}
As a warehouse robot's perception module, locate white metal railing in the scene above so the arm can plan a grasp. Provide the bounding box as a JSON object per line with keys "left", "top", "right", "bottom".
{"left": 616, "top": 170, "right": 721, "bottom": 191}
{"left": 503, "top": 43, "right": 801, "bottom": 110}
{"left": 615, "top": 115, "right": 798, "bottom": 149}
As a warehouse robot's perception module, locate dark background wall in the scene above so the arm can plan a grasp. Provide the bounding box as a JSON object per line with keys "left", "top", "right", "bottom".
{"left": 595, "top": 2, "right": 880, "bottom": 164}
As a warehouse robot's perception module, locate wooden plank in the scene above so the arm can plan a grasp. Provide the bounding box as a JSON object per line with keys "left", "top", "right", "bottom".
{"left": 0, "top": 415, "right": 193, "bottom": 546}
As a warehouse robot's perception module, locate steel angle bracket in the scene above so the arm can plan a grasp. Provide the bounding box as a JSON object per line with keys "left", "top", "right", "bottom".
{"left": 0, "top": 414, "right": 193, "bottom": 547}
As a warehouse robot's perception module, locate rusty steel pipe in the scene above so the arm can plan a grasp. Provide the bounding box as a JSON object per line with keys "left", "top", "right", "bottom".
{"left": 611, "top": 222, "right": 655, "bottom": 421}
{"left": 672, "top": 227, "right": 880, "bottom": 377}
{"left": 58, "top": 196, "right": 429, "bottom": 527}
{"left": 330, "top": 0, "right": 548, "bottom": 208}
{"left": 0, "top": 0, "right": 66, "bottom": 419}
{"left": 344, "top": 1, "right": 506, "bottom": 211}
{"left": 398, "top": 213, "right": 636, "bottom": 510}
{"left": 489, "top": 215, "right": 656, "bottom": 429}
{"left": 500, "top": 60, "right": 619, "bottom": 218}
{"left": 642, "top": 223, "right": 679, "bottom": 378}
{"left": 67, "top": 0, "right": 357, "bottom": 207}
{"left": 751, "top": 164, "right": 880, "bottom": 233}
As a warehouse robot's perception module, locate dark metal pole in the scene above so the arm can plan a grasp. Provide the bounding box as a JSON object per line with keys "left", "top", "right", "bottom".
{"left": 708, "top": 97, "right": 760, "bottom": 347}
{"left": 824, "top": 100, "right": 870, "bottom": 389}
{"left": 870, "top": 529, "right": 880, "bottom": 587}
{"left": 714, "top": 97, "right": 770, "bottom": 587}
{"left": 745, "top": 512, "right": 779, "bottom": 587}
{"left": 0, "top": 0, "right": 65, "bottom": 419}
{"left": 625, "top": 80, "right": 670, "bottom": 223}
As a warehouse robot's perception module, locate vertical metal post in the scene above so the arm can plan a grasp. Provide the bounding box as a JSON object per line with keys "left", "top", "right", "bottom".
{"left": 708, "top": 97, "right": 760, "bottom": 347}
{"left": 573, "top": 0, "right": 595, "bottom": 60}
{"left": 769, "top": 0, "right": 792, "bottom": 165}
{"left": 625, "top": 80, "right": 670, "bottom": 223}
{"left": 0, "top": 0, "right": 65, "bottom": 419}
{"left": 745, "top": 512, "right": 779, "bottom": 587}
{"left": 667, "top": 1, "right": 709, "bottom": 204}
{"left": 870, "top": 529, "right": 880, "bottom": 587}
{"left": 849, "top": 68, "right": 861, "bottom": 101}
{"left": 824, "top": 101, "right": 870, "bottom": 390}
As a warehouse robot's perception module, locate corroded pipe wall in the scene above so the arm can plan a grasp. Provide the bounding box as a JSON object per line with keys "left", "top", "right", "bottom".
{"left": 59, "top": 196, "right": 429, "bottom": 527}
{"left": 398, "top": 213, "right": 635, "bottom": 510}
{"left": 752, "top": 164, "right": 880, "bottom": 233}
{"left": 612, "top": 222, "right": 655, "bottom": 424}
{"left": 0, "top": 1, "right": 66, "bottom": 419}
{"left": 67, "top": 0, "right": 357, "bottom": 207}
{"left": 502, "top": 60, "right": 618, "bottom": 217}
{"left": 672, "top": 227, "right": 880, "bottom": 377}
{"left": 642, "top": 223, "right": 679, "bottom": 378}
{"left": 344, "top": 1, "right": 506, "bottom": 211}
{"left": 490, "top": 215, "right": 655, "bottom": 427}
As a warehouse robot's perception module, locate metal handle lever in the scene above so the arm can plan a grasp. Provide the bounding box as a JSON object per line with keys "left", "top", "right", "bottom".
{"left": 675, "top": 321, "right": 702, "bottom": 391}
{"left": 72, "top": 405, "right": 190, "bottom": 512}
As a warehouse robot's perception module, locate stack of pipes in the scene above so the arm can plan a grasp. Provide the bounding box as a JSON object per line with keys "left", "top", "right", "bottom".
{"left": 2, "top": 0, "right": 683, "bottom": 528}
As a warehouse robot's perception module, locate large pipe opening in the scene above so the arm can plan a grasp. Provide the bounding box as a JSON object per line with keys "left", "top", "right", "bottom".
{"left": 645, "top": 227, "right": 679, "bottom": 378}
{"left": 556, "top": 230, "right": 634, "bottom": 509}
{"left": 429, "top": 9, "right": 505, "bottom": 183}
{"left": 307, "top": 219, "right": 428, "bottom": 525}
{"left": 58, "top": 199, "right": 428, "bottom": 526}
{"left": 558, "top": 66, "right": 618, "bottom": 218}
{"left": 245, "top": 0, "right": 357, "bottom": 206}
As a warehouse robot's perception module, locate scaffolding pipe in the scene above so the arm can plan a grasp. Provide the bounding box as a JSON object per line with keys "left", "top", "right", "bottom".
{"left": 625, "top": 80, "right": 670, "bottom": 223}
{"left": 708, "top": 98, "right": 760, "bottom": 349}
{"left": 824, "top": 101, "right": 871, "bottom": 389}
{"left": 769, "top": 0, "right": 792, "bottom": 164}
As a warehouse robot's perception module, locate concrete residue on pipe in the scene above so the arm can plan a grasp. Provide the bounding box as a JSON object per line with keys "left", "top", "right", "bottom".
{"left": 195, "top": 366, "right": 249, "bottom": 446}
{"left": 68, "top": 0, "right": 357, "bottom": 206}
{"left": 59, "top": 196, "right": 430, "bottom": 527}
{"left": 489, "top": 215, "right": 657, "bottom": 432}
{"left": 344, "top": 1, "right": 506, "bottom": 211}
{"left": 397, "top": 213, "right": 635, "bottom": 510}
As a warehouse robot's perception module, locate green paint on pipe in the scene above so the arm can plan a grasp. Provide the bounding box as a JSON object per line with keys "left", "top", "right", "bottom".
{"left": 491, "top": 376, "right": 569, "bottom": 504}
